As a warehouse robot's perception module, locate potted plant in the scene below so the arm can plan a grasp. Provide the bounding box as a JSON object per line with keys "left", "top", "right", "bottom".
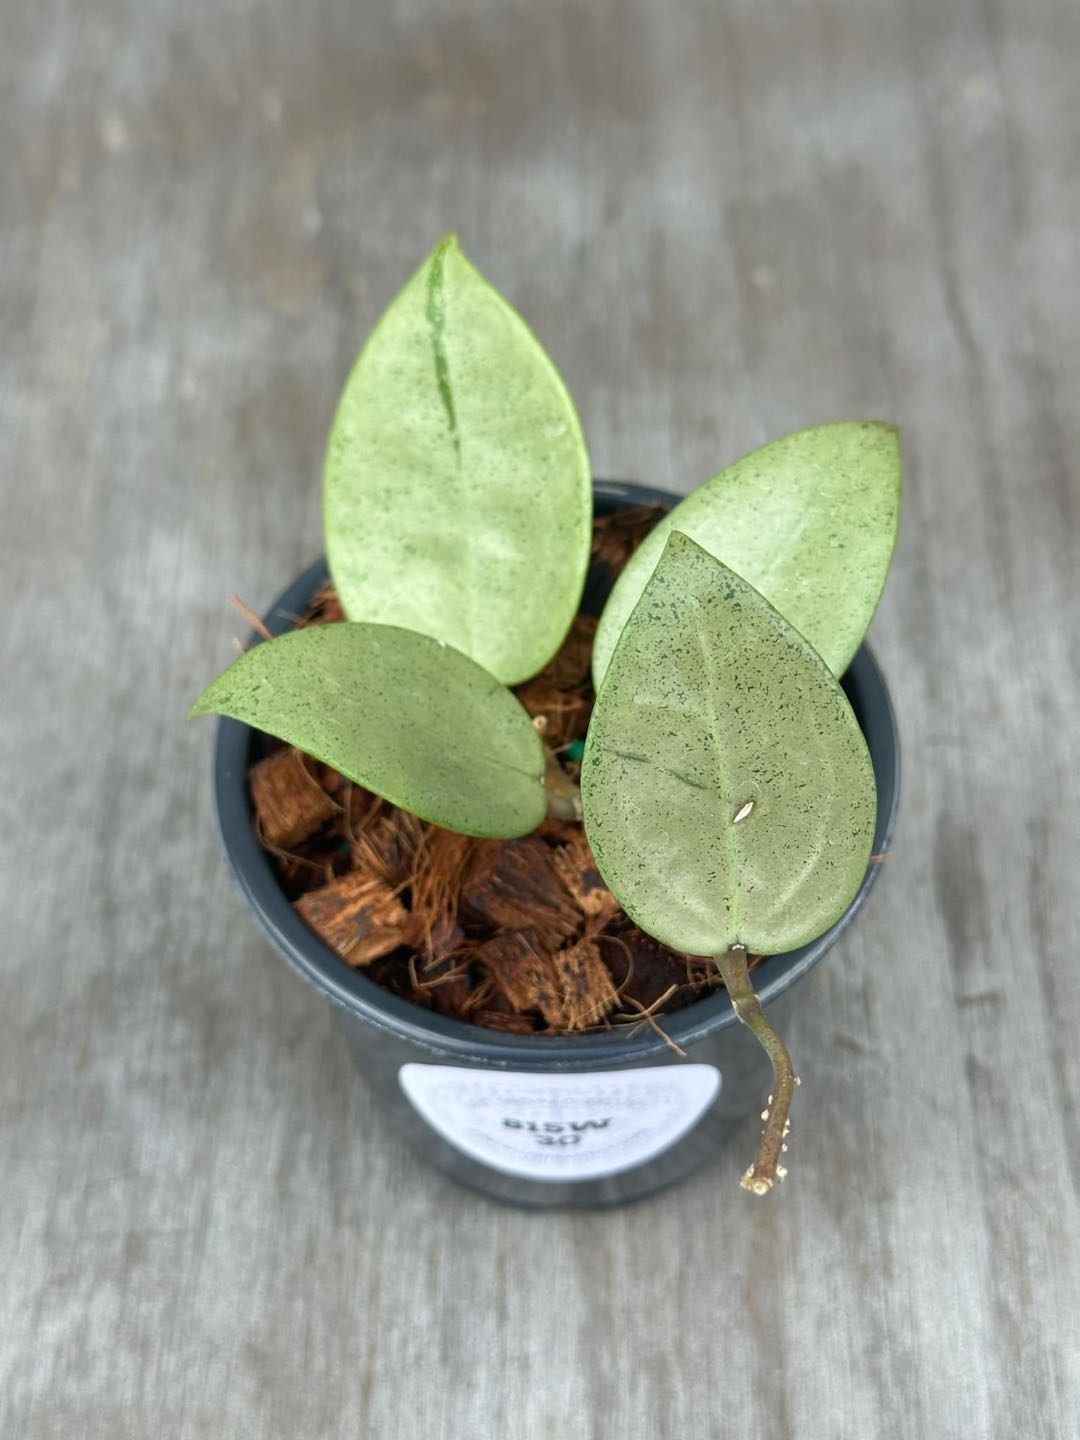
{"left": 192, "top": 235, "right": 900, "bottom": 1207}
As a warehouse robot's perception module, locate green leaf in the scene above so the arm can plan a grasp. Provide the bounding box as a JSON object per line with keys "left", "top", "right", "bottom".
{"left": 190, "top": 623, "right": 547, "bottom": 838}
{"left": 592, "top": 421, "right": 900, "bottom": 688}
{"left": 581, "top": 532, "right": 877, "bottom": 956}
{"left": 323, "top": 234, "right": 592, "bottom": 686}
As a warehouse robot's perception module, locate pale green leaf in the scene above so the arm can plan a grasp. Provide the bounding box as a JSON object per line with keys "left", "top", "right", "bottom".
{"left": 323, "top": 234, "right": 592, "bottom": 686}
{"left": 190, "top": 623, "right": 547, "bottom": 838}
{"left": 592, "top": 421, "right": 900, "bottom": 688}
{"left": 581, "top": 532, "right": 877, "bottom": 956}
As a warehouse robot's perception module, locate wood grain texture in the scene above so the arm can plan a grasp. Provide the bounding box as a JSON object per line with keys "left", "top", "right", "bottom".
{"left": 3, "top": 0, "right": 1078, "bottom": 1435}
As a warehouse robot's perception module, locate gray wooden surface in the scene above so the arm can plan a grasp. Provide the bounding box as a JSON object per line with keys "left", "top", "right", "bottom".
{"left": 4, "top": 0, "right": 1079, "bottom": 1435}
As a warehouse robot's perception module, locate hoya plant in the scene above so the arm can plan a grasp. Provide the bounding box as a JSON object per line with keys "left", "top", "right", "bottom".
{"left": 192, "top": 234, "right": 900, "bottom": 1194}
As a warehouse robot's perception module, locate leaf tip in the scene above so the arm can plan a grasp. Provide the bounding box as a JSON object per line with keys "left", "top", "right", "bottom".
{"left": 188, "top": 683, "right": 223, "bottom": 721}
{"left": 857, "top": 417, "right": 902, "bottom": 459}
{"left": 432, "top": 230, "right": 463, "bottom": 262}
{"left": 661, "top": 528, "right": 706, "bottom": 560}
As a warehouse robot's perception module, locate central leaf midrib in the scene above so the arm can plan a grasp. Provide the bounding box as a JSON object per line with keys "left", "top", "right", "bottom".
{"left": 424, "top": 239, "right": 461, "bottom": 461}
{"left": 424, "top": 241, "right": 481, "bottom": 662}
{"left": 388, "top": 706, "right": 541, "bottom": 784}
{"left": 689, "top": 597, "right": 744, "bottom": 940}
{"left": 278, "top": 712, "right": 543, "bottom": 828}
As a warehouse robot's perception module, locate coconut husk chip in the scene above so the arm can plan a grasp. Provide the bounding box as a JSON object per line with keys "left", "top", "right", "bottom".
{"left": 250, "top": 747, "right": 340, "bottom": 850}
{"left": 295, "top": 869, "right": 408, "bottom": 966}
{"left": 550, "top": 940, "right": 619, "bottom": 1030}
{"left": 460, "top": 838, "right": 579, "bottom": 945}
{"left": 552, "top": 831, "right": 622, "bottom": 930}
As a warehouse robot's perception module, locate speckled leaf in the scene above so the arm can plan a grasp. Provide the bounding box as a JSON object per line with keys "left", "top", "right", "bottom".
{"left": 323, "top": 234, "right": 592, "bottom": 686}
{"left": 581, "top": 533, "right": 876, "bottom": 956}
{"left": 592, "top": 421, "right": 900, "bottom": 688}
{"left": 190, "top": 623, "right": 547, "bottom": 838}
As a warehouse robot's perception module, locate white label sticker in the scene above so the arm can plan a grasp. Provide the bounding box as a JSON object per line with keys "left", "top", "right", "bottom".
{"left": 398, "top": 1062, "right": 721, "bottom": 1181}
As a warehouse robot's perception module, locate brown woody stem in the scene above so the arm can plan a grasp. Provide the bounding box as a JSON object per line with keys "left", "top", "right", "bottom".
{"left": 715, "top": 944, "right": 799, "bottom": 1195}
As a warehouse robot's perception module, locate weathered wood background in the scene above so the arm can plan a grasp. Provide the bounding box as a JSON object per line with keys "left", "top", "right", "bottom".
{"left": 4, "top": 0, "right": 1078, "bottom": 1435}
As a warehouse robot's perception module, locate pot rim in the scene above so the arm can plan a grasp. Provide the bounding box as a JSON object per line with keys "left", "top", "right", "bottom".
{"left": 210, "top": 480, "right": 900, "bottom": 1068}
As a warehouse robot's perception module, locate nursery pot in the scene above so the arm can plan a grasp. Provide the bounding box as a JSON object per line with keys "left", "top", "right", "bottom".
{"left": 211, "top": 482, "right": 900, "bottom": 1208}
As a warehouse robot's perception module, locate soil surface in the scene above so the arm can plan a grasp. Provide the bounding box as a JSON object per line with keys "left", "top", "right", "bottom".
{"left": 248, "top": 507, "right": 753, "bottom": 1040}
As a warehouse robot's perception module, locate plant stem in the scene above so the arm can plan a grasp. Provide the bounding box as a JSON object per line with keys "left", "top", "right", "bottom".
{"left": 715, "top": 944, "right": 799, "bottom": 1196}
{"left": 542, "top": 750, "right": 582, "bottom": 821}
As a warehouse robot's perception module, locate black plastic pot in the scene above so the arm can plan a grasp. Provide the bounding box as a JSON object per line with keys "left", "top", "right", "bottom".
{"left": 211, "top": 482, "right": 900, "bottom": 1208}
